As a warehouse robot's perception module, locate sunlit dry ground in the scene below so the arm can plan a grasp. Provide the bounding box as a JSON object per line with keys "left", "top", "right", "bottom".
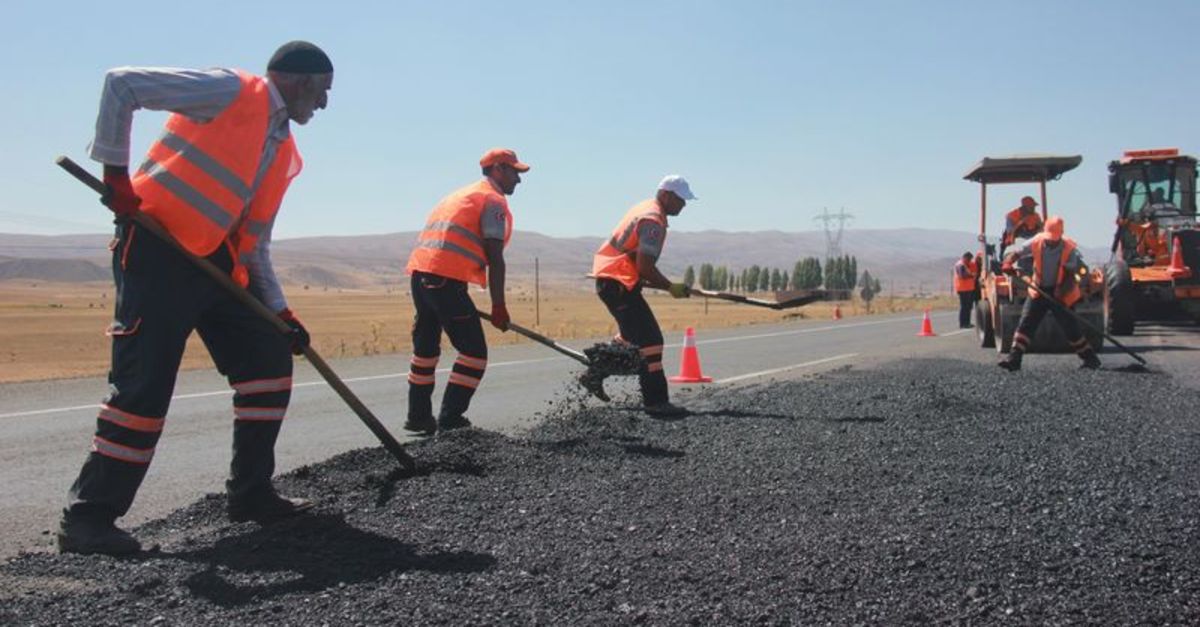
{"left": 0, "top": 280, "right": 952, "bottom": 383}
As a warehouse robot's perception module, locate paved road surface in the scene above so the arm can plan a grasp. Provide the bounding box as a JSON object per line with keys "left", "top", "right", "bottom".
{"left": 3, "top": 310, "right": 1197, "bottom": 557}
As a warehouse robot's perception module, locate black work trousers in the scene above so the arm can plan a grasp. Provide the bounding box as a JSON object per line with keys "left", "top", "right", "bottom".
{"left": 595, "top": 278, "right": 669, "bottom": 406}
{"left": 957, "top": 291, "right": 975, "bottom": 328}
{"left": 407, "top": 272, "right": 488, "bottom": 421}
{"left": 66, "top": 222, "right": 293, "bottom": 523}
{"left": 1012, "top": 294, "right": 1089, "bottom": 356}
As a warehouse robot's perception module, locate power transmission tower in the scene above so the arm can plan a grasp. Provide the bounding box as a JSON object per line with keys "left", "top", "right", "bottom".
{"left": 813, "top": 207, "right": 854, "bottom": 259}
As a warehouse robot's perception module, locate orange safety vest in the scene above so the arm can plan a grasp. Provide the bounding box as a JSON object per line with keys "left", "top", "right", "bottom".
{"left": 1125, "top": 221, "right": 1169, "bottom": 262}
{"left": 1003, "top": 208, "right": 1043, "bottom": 245}
{"left": 953, "top": 258, "right": 978, "bottom": 293}
{"left": 1030, "top": 234, "right": 1081, "bottom": 307}
{"left": 406, "top": 179, "right": 512, "bottom": 286}
{"left": 592, "top": 199, "right": 668, "bottom": 290}
{"left": 132, "top": 71, "right": 301, "bottom": 288}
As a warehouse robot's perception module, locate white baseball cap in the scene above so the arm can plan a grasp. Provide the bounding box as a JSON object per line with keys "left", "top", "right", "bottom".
{"left": 658, "top": 175, "right": 696, "bottom": 201}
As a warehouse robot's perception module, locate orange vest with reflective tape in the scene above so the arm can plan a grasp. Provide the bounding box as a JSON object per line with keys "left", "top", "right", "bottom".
{"left": 406, "top": 179, "right": 512, "bottom": 286}
{"left": 592, "top": 199, "right": 667, "bottom": 290}
{"left": 953, "top": 259, "right": 978, "bottom": 293}
{"left": 1003, "top": 208, "right": 1043, "bottom": 245}
{"left": 1030, "top": 235, "right": 1081, "bottom": 307}
{"left": 132, "top": 71, "right": 301, "bottom": 288}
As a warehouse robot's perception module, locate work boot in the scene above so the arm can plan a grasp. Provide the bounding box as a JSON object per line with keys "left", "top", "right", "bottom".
{"left": 1079, "top": 350, "right": 1102, "bottom": 370}
{"left": 998, "top": 351, "right": 1023, "bottom": 372}
{"left": 437, "top": 412, "right": 472, "bottom": 432}
{"left": 228, "top": 490, "right": 314, "bottom": 524}
{"left": 644, "top": 401, "right": 690, "bottom": 419}
{"left": 56, "top": 513, "right": 141, "bottom": 555}
{"left": 403, "top": 413, "right": 437, "bottom": 436}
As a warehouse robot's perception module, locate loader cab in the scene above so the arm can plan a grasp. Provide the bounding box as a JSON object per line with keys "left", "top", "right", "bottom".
{"left": 1108, "top": 149, "right": 1198, "bottom": 261}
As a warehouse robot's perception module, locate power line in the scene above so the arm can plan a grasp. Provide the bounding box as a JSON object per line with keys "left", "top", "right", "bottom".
{"left": 813, "top": 207, "right": 854, "bottom": 259}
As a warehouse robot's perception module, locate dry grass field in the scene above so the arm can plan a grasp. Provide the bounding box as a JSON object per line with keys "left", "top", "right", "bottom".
{"left": 0, "top": 280, "right": 952, "bottom": 383}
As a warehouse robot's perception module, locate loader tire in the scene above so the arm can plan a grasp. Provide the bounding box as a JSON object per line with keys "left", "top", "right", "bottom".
{"left": 1105, "top": 260, "right": 1135, "bottom": 336}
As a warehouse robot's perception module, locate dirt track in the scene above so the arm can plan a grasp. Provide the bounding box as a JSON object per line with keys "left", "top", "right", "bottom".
{"left": 3, "top": 358, "right": 1198, "bottom": 624}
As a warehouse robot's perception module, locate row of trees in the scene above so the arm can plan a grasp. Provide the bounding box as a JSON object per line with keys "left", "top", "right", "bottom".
{"left": 682, "top": 255, "right": 863, "bottom": 293}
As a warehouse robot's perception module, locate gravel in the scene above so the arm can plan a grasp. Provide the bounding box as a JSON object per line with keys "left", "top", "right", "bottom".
{"left": 3, "top": 358, "right": 1198, "bottom": 625}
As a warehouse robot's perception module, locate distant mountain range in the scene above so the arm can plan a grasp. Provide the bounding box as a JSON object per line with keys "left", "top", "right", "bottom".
{"left": 0, "top": 229, "right": 1112, "bottom": 295}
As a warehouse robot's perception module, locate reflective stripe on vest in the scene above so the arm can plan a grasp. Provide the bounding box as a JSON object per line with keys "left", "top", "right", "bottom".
{"left": 132, "top": 71, "right": 301, "bottom": 287}
{"left": 592, "top": 199, "right": 667, "bottom": 289}
{"left": 406, "top": 179, "right": 512, "bottom": 286}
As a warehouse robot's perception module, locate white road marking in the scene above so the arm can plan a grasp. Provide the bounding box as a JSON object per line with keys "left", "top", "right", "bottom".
{"left": 0, "top": 357, "right": 559, "bottom": 419}
{"left": 940, "top": 329, "right": 973, "bottom": 337}
{"left": 715, "top": 353, "right": 859, "bottom": 384}
{"left": 1, "top": 312, "right": 945, "bottom": 419}
{"left": 677, "top": 315, "right": 929, "bottom": 348}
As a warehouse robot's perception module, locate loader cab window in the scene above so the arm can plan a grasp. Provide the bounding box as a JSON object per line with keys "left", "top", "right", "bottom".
{"left": 1119, "top": 162, "right": 1196, "bottom": 221}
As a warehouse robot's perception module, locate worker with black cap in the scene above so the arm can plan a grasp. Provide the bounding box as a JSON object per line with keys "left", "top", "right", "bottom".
{"left": 58, "top": 41, "right": 334, "bottom": 556}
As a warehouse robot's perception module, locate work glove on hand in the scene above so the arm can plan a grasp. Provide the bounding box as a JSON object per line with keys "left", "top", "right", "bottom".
{"left": 278, "top": 308, "right": 310, "bottom": 355}
{"left": 668, "top": 283, "right": 691, "bottom": 299}
{"left": 1000, "top": 260, "right": 1017, "bottom": 276}
{"left": 489, "top": 303, "right": 510, "bottom": 331}
{"left": 102, "top": 165, "right": 141, "bottom": 218}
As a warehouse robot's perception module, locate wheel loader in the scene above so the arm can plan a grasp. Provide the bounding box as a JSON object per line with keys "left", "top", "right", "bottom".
{"left": 1104, "top": 148, "right": 1200, "bottom": 334}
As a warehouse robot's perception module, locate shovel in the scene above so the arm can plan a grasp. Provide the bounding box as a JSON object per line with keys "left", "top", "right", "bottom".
{"left": 56, "top": 156, "right": 417, "bottom": 470}
{"left": 1013, "top": 272, "right": 1148, "bottom": 368}
{"left": 478, "top": 311, "right": 640, "bottom": 402}
{"left": 683, "top": 287, "right": 832, "bottom": 310}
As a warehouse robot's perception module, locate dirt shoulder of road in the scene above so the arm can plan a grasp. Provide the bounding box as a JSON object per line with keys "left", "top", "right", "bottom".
{"left": 0, "top": 280, "right": 950, "bottom": 383}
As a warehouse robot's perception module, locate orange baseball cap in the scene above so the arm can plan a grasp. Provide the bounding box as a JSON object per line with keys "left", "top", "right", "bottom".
{"left": 1045, "top": 215, "right": 1064, "bottom": 241}
{"left": 479, "top": 148, "right": 530, "bottom": 172}
{"left": 1020, "top": 195, "right": 1038, "bottom": 208}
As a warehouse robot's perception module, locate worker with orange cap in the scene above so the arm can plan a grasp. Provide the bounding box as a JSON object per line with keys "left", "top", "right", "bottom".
{"left": 1001, "top": 195, "right": 1044, "bottom": 252}
{"left": 998, "top": 215, "right": 1100, "bottom": 371}
{"left": 402, "top": 148, "right": 528, "bottom": 434}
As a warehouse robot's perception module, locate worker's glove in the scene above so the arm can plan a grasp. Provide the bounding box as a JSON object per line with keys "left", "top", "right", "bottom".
{"left": 668, "top": 283, "right": 691, "bottom": 299}
{"left": 489, "top": 303, "right": 510, "bottom": 331}
{"left": 278, "top": 308, "right": 310, "bottom": 355}
{"left": 101, "top": 165, "right": 141, "bottom": 218}
{"left": 1000, "top": 260, "right": 1017, "bottom": 276}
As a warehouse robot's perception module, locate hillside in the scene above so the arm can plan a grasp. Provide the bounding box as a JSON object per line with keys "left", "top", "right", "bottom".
{"left": 0, "top": 229, "right": 1111, "bottom": 294}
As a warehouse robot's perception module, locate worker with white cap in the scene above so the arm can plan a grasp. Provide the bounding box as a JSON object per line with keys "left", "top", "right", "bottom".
{"left": 591, "top": 175, "right": 696, "bottom": 418}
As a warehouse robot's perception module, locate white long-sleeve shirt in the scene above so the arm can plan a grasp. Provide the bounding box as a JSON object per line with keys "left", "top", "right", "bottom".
{"left": 89, "top": 67, "right": 291, "bottom": 312}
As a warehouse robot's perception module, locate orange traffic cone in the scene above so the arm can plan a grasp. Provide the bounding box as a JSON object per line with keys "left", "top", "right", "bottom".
{"left": 1167, "top": 237, "right": 1192, "bottom": 279}
{"left": 917, "top": 308, "right": 936, "bottom": 337}
{"left": 668, "top": 327, "right": 713, "bottom": 383}
{"left": 832, "top": 304, "right": 842, "bottom": 320}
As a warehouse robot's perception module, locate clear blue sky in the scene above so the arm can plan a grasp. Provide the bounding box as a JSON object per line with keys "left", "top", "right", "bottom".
{"left": 2, "top": 0, "right": 1195, "bottom": 247}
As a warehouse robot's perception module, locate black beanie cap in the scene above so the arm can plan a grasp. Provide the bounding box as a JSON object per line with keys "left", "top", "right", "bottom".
{"left": 267, "top": 41, "right": 333, "bottom": 74}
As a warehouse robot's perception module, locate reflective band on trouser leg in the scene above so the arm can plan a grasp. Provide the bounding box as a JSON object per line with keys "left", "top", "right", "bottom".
{"left": 1070, "top": 337, "right": 1091, "bottom": 355}
{"left": 449, "top": 353, "right": 487, "bottom": 389}
{"left": 231, "top": 376, "right": 292, "bottom": 423}
{"left": 1012, "top": 332, "right": 1030, "bottom": 352}
{"left": 91, "top": 435, "right": 155, "bottom": 465}
{"left": 641, "top": 344, "right": 665, "bottom": 373}
{"left": 91, "top": 404, "right": 164, "bottom": 464}
{"left": 442, "top": 353, "right": 486, "bottom": 417}
{"left": 408, "top": 354, "right": 439, "bottom": 386}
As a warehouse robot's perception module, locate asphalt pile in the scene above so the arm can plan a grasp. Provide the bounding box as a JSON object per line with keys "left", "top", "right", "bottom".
{"left": 579, "top": 340, "right": 645, "bottom": 402}
{"left": 3, "top": 358, "right": 1198, "bottom": 624}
